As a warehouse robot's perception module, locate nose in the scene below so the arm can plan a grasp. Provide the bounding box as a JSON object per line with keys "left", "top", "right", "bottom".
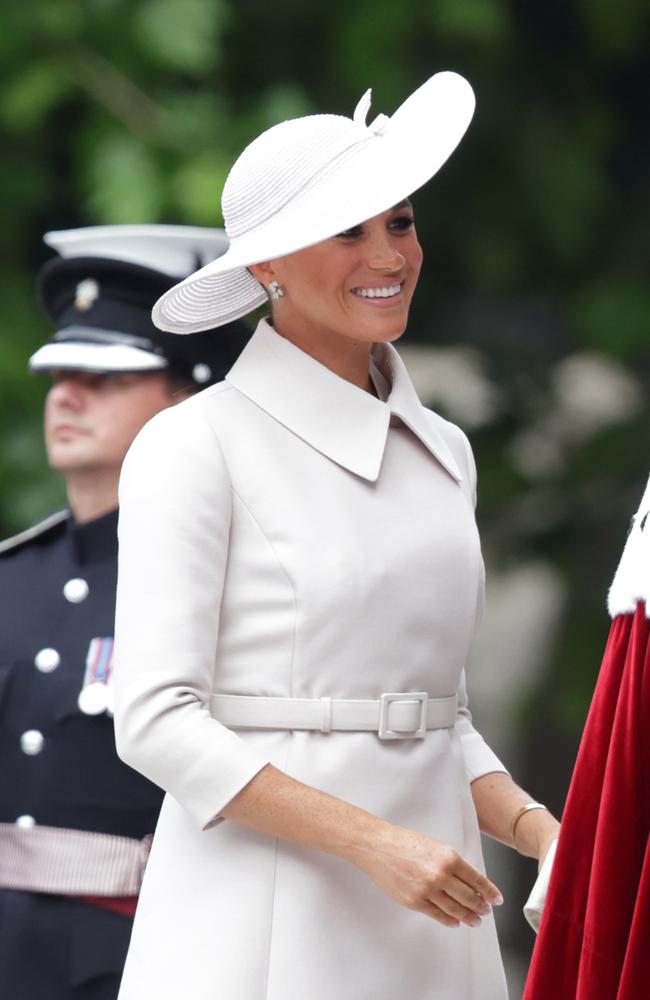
{"left": 47, "top": 374, "right": 86, "bottom": 412}
{"left": 366, "top": 233, "right": 405, "bottom": 273}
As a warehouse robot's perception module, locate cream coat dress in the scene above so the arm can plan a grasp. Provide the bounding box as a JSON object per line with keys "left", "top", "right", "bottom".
{"left": 113, "top": 319, "right": 509, "bottom": 1000}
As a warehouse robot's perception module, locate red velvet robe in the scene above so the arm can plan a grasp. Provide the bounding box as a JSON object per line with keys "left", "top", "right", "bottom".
{"left": 524, "top": 479, "right": 650, "bottom": 1000}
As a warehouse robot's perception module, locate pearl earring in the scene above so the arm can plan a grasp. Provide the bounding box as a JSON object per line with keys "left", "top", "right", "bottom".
{"left": 268, "top": 280, "right": 285, "bottom": 301}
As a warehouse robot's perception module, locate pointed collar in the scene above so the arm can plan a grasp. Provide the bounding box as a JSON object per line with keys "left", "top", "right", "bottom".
{"left": 226, "top": 319, "right": 462, "bottom": 484}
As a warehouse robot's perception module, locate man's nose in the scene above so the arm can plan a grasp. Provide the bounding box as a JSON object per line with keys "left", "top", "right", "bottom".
{"left": 48, "top": 375, "right": 86, "bottom": 410}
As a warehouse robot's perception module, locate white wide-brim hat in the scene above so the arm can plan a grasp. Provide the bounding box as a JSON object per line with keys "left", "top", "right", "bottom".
{"left": 153, "top": 71, "right": 475, "bottom": 334}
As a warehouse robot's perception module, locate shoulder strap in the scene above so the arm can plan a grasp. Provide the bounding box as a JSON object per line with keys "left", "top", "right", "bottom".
{"left": 0, "top": 509, "right": 70, "bottom": 556}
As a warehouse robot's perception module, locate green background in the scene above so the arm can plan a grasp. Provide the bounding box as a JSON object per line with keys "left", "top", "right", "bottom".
{"left": 1, "top": 0, "right": 648, "bottom": 987}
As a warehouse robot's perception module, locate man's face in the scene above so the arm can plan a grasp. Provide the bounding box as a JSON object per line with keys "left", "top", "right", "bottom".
{"left": 44, "top": 369, "right": 178, "bottom": 475}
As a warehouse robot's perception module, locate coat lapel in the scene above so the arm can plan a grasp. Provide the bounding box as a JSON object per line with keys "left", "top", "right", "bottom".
{"left": 375, "top": 343, "right": 462, "bottom": 484}
{"left": 226, "top": 319, "right": 462, "bottom": 485}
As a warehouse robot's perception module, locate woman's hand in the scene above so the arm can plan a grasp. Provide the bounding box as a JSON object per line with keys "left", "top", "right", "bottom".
{"left": 221, "top": 765, "right": 502, "bottom": 929}
{"left": 348, "top": 822, "right": 503, "bottom": 928}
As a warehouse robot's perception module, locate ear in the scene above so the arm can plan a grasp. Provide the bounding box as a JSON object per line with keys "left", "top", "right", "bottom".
{"left": 248, "top": 261, "right": 276, "bottom": 286}
{"left": 170, "top": 386, "right": 194, "bottom": 403}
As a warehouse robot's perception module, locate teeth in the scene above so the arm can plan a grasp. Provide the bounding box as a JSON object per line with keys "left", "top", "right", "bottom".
{"left": 354, "top": 283, "right": 401, "bottom": 299}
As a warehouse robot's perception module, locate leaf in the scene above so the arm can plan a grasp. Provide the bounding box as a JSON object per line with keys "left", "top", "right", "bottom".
{"left": 258, "top": 83, "right": 313, "bottom": 130}
{"left": 134, "top": 0, "right": 227, "bottom": 73}
{"left": 519, "top": 117, "right": 611, "bottom": 262}
{"left": 429, "top": 0, "right": 510, "bottom": 45}
{"left": 171, "top": 151, "right": 232, "bottom": 225}
{"left": 1, "top": 62, "right": 73, "bottom": 132}
{"left": 2, "top": 0, "right": 85, "bottom": 46}
{"left": 335, "top": 0, "right": 416, "bottom": 98}
{"left": 569, "top": 278, "right": 650, "bottom": 359}
{"left": 83, "top": 132, "right": 164, "bottom": 222}
{"left": 577, "top": 0, "right": 650, "bottom": 61}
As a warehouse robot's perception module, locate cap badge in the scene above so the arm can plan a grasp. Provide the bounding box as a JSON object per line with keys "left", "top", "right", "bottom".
{"left": 74, "top": 278, "right": 100, "bottom": 311}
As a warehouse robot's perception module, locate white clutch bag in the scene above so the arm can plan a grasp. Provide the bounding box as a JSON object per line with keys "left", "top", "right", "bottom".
{"left": 523, "top": 837, "right": 558, "bottom": 932}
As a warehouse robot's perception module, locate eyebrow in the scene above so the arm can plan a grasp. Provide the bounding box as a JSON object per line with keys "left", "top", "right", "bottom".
{"left": 391, "top": 199, "right": 412, "bottom": 211}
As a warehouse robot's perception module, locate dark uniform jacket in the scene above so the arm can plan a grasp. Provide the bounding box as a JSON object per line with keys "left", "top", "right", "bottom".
{"left": 0, "top": 508, "right": 163, "bottom": 1000}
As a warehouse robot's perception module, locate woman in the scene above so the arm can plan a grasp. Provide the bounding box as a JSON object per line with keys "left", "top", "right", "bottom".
{"left": 113, "top": 72, "right": 559, "bottom": 1000}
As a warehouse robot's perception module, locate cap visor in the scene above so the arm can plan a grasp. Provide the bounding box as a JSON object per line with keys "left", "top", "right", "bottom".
{"left": 28, "top": 341, "right": 169, "bottom": 374}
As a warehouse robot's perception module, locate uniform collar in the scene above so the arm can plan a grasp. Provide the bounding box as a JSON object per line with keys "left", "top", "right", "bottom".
{"left": 69, "top": 508, "right": 119, "bottom": 564}
{"left": 226, "top": 318, "right": 462, "bottom": 484}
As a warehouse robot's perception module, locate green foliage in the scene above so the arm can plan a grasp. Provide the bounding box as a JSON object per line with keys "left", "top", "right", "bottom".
{"left": 134, "top": 0, "right": 227, "bottom": 73}
{"left": 83, "top": 130, "right": 165, "bottom": 222}
{"left": 429, "top": 0, "right": 510, "bottom": 45}
{"left": 570, "top": 277, "right": 650, "bottom": 358}
{"left": 0, "top": 0, "right": 648, "bottom": 744}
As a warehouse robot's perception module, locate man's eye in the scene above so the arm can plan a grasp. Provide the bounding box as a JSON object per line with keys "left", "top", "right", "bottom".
{"left": 389, "top": 215, "right": 415, "bottom": 231}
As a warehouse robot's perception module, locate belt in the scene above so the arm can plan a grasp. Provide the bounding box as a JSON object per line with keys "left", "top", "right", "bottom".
{"left": 211, "top": 691, "right": 457, "bottom": 740}
{"left": 0, "top": 823, "right": 152, "bottom": 896}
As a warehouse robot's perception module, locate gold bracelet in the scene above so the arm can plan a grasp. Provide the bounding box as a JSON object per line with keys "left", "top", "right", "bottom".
{"left": 511, "top": 802, "right": 548, "bottom": 850}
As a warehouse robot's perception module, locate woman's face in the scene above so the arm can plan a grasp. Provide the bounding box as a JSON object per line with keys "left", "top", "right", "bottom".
{"left": 255, "top": 200, "right": 423, "bottom": 353}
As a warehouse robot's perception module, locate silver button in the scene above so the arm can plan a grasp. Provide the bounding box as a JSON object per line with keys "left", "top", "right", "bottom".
{"left": 34, "top": 648, "right": 60, "bottom": 673}
{"left": 192, "top": 363, "right": 212, "bottom": 384}
{"left": 63, "top": 578, "right": 89, "bottom": 603}
{"left": 77, "top": 682, "right": 109, "bottom": 716}
{"left": 20, "top": 730, "right": 44, "bottom": 756}
{"left": 15, "top": 815, "right": 36, "bottom": 828}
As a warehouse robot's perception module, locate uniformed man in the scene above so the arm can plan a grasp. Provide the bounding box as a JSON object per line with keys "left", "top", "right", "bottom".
{"left": 0, "top": 225, "right": 250, "bottom": 1000}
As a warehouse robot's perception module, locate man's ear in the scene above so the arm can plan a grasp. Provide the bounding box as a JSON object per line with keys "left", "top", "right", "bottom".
{"left": 170, "top": 385, "right": 194, "bottom": 403}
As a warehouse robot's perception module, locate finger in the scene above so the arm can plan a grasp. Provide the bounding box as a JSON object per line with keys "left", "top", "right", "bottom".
{"left": 428, "top": 891, "right": 483, "bottom": 928}
{"left": 451, "top": 858, "right": 504, "bottom": 906}
{"left": 442, "top": 875, "right": 493, "bottom": 916}
{"left": 416, "top": 898, "right": 461, "bottom": 928}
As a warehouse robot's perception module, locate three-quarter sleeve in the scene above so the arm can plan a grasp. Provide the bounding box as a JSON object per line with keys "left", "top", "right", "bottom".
{"left": 113, "top": 402, "right": 270, "bottom": 830}
{"left": 452, "top": 424, "right": 509, "bottom": 781}
{"left": 455, "top": 668, "right": 508, "bottom": 782}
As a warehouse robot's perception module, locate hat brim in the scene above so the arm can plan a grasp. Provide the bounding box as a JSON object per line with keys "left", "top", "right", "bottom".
{"left": 153, "top": 71, "right": 475, "bottom": 334}
{"left": 29, "top": 341, "right": 169, "bottom": 374}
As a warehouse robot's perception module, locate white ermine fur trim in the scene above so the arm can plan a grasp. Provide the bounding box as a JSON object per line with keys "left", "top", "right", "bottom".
{"left": 608, "top": 475, "right": 650, "bottom": 619}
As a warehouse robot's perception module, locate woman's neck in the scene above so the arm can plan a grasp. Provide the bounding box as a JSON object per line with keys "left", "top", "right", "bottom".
{"left": 271, "top": 319, "right": 374, "bottom": 393}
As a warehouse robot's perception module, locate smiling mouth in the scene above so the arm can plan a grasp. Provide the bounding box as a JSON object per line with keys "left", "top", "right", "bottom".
{"left": 53, "top": 423, "right": 86, "bottom": 435}
{"left": 352, "top": 281, "right": 403, "bottom": 299}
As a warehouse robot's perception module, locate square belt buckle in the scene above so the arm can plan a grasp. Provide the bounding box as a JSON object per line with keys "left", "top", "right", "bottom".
{"left": 378, "top": 692, "right": 428, "bottom": 740}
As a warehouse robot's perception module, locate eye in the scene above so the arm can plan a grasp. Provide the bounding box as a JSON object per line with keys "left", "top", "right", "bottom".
{"left": 388, "top": 214, "right": 415, "bottom": 232}
{"left": 335, "top": 223, "right": 363, "bottom": 240}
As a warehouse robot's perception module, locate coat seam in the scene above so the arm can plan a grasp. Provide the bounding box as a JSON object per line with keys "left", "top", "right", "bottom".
{"left": 261, "top": 737, "right": 292, "bottom": 1000}
{"left": 262, "top": 836, "right": 281, "bottom": 1000}
{"left": 195, "top": 403, "right": 297, "bottom": 696}
{"left": 229, "top": 487, "right": 298, "bottom": 698}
